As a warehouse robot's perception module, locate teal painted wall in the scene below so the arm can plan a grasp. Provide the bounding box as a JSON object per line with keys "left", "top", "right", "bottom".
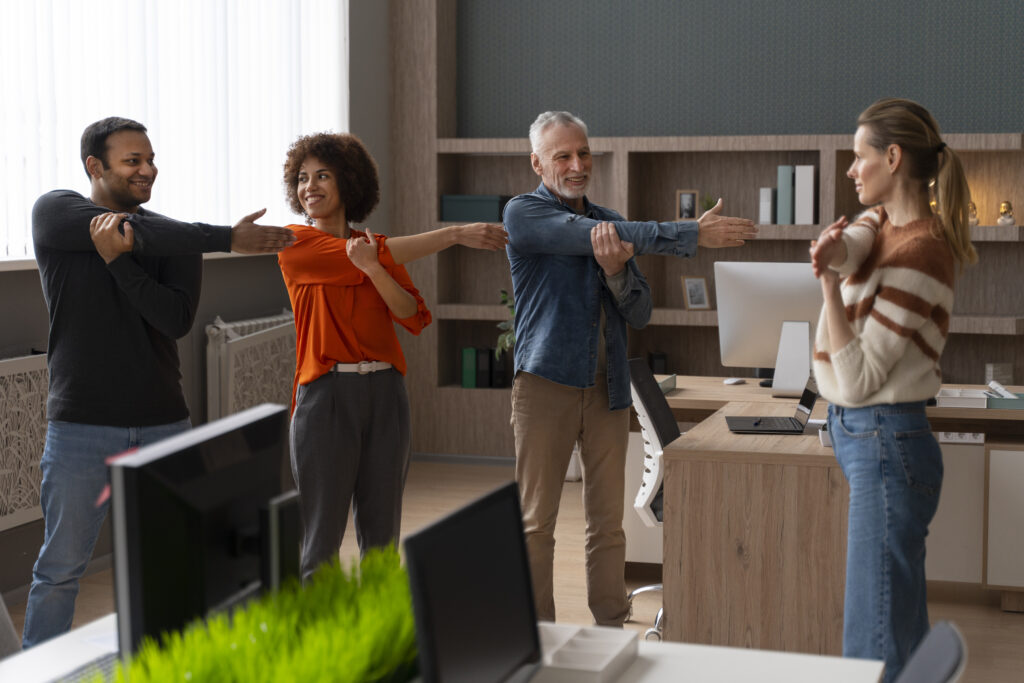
{"left": 457, "top": 0, "right": 1023, "bottom": 136}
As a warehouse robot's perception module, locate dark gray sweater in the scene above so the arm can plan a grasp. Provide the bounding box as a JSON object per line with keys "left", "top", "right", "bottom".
{"left": 32, "top": 189, "right": 232, "bottom": 426}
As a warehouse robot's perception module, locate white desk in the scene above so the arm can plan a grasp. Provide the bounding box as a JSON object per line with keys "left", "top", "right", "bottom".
{"left": 0, "top": 613, "right": 117, "bottom": 682}
{"left": 622, "top": 639, "right": 882, "bottom": 682}
{"left": 535, "top": 622, "right": 882, "bottom": 682}
{"left": 0, "top": 615, "right": 883, "bottom": 683}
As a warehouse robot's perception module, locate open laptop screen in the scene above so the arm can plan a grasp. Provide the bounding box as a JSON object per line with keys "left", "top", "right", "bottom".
{"left": 794, "top": 378, "right": 818, "bottom": 426}
{"left": 403, "top": 482, "right": 541, "bottom": 683}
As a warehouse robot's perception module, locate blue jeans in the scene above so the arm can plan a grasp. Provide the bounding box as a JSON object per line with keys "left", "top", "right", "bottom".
{"left": 22, "top": 418, "right": 191, "bottom": 649}
{"left": 827, "top": 402, "right": 941, "bottom": 683}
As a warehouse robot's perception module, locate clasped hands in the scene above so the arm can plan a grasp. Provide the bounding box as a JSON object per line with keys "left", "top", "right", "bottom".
{"left": 346, "top": 227, "right": 385, "bottom": 275}
{"left": 809, "top": 216, "right": 849, "bottom": 287}
{"left": 591, "top": 221, "right": 633, "bottom": 276}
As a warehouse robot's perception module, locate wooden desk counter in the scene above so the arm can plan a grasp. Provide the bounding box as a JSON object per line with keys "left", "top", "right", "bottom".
{"left": 660, "top": 388, "right": 1024, "bottom": 655}
{"left": 664, "top": 376, "right": 1024, "bottom": 436}
{"left": 662, "top": 402, "right": 848, "bottom": 655}
{"left": 662, "top": 376, "right": 784, "bottom": 421}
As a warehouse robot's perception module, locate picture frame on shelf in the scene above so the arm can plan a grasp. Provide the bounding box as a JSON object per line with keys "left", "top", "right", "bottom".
{"left": 676, "top": 189, "right": 699, "bottom": 220}
{"left": 681, "top": 276, "right": 710, "bottom": 310}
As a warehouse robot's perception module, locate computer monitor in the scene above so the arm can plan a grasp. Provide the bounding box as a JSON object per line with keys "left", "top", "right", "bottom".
{"left": 715, "top": 261, "right": 824, "bottom": 397}
{"left": 109, "top": 403, "right": 300, "bottom": 655}
{"left": 403, "top": 482, "right": 541, "bottom": 683}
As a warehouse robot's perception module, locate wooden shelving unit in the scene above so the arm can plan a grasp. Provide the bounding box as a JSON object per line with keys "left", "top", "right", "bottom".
{"left": 393, "top": 1, "right": 1024, "bottom": 458}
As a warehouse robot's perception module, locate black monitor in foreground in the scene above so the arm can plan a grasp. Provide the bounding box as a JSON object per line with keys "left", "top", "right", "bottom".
{"left": 404, "top": 482, "right": 541, "bottom": 683}
{"left": 109, "top": 403, "right": 299, "bottom": 655}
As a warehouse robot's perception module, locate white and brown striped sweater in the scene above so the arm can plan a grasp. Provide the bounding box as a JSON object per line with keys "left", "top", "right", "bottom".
{"left": 812, "top": 207, "right": 956, "bottom": 408}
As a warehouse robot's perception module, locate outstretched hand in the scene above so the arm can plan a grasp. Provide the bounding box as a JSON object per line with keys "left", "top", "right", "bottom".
{"left": 591, "top": 221, "right": 634, "bottom": 276}
{"left": 454, "top": 222, "right": 508, "bottom": 251}
{"left": 696, "top": 199, "right": 758, "bottom": 248}
{"left": 89, "top": 212, "right": 134, "bottom": 263}
{"left": 809, "top": 217, "right": 849, "bottom": 282}
{"left": 230, "top": 209, "right": 296, "bottom": 253}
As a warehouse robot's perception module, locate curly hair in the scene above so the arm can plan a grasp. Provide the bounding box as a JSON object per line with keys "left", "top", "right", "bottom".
{"left": 283, "top": 132, "right": 380, "bottom": 224}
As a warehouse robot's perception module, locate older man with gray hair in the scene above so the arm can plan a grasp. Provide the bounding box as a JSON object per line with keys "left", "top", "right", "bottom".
{"left": 503, "top": 110, "right": 755, "bottom": 626}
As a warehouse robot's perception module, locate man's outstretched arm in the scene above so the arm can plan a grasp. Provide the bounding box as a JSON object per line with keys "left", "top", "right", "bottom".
{"left": 504, "top": 194, "right": 756, "bottom": 258}
{"left": 32, "top": 190, "right": 293, "bottom": 257}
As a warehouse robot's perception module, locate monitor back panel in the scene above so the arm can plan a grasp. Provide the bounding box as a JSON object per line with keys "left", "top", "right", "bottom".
{"left": 403, "top": 482, "right": 541, "bottom": 683}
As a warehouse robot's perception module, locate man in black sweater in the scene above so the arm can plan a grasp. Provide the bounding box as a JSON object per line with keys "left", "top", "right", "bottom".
{"left": 22, "top": 116, "right": 294, "bottom": 649}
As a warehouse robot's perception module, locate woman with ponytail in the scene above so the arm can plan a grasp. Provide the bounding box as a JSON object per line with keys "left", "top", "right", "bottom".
{"left": 809, "top": 98, "right": 976, "bottom": 681}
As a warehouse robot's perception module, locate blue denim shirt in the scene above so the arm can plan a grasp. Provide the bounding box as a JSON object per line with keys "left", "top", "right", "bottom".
{"left": 504, "top": 183, "right": 699, "bottom": 410}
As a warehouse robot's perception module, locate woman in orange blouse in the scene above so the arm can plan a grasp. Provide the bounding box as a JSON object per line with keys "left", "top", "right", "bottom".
{"left": 279, "top": 132, "right": 505, "bottom": 578}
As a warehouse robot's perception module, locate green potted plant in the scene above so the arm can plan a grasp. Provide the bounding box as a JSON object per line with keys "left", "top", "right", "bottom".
{"left": 495, "top": 289, "right": 515, "bottom": 360}
{"left": 701, "top": 193, "right": 718, "bottom": 213}
{"left": 99, "top": 548, "right": 418, "bottom": 683}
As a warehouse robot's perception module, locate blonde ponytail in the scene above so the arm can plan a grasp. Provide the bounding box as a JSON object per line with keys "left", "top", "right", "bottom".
{"left": 933, "top": 146, "right": 978, "bottom": 267}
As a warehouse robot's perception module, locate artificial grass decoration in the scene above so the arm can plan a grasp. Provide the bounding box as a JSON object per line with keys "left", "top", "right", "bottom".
{"left": 96, "top": 548, "right": 418, "bottom": 683}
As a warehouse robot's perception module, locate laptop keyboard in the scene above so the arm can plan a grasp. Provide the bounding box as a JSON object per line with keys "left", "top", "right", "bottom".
{"left": 755, "top": 417, "right": 799, "bottom": 431}
{"left": 57, "top": 651, "right": 119, "bottom": 683}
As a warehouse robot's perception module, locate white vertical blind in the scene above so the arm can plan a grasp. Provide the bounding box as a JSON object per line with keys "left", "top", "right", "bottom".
{"left": 0, "top": 0, "right": 349, "bottom": 260}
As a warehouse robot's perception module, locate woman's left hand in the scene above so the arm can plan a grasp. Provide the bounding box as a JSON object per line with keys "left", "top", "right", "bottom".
{"left": 455, "top": 222, "right": 508, "bottom": 251}
{"left": 809, "top": 217, "right": 848, "bottom": 278}
{"left": 346, "top": 229, "right": 383, "bottom": 275}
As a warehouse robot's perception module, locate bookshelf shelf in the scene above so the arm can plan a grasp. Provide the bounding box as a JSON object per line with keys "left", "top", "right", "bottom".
{"left": 395, "top": 1, "right": 1024, "bottom": 458}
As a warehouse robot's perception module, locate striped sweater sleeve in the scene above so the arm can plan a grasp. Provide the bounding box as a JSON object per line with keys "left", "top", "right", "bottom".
{"left": 834, "top": 209, "right": 882, "bottom": 277}
{"left": 829, "top": 220, "right": 955, "bottom": 404}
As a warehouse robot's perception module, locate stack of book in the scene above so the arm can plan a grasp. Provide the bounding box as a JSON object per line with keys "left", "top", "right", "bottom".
{"left": 460, "top": 347, "right": 510, "bottom": 388}
{"left": 761, "top": 164, "right": 816, "bottom": 225}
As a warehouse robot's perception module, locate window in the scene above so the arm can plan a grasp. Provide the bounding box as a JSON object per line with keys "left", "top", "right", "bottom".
{"left": 0, "top": 0, "right": 349, "bottom": 261}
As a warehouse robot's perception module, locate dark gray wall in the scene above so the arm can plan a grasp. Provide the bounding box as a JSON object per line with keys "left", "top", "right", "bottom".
{"left": 457, "top": 0, "right": 1024, "bottom": 137}
{"left": 0, "top": 270, "right": 49, "bottom": 359}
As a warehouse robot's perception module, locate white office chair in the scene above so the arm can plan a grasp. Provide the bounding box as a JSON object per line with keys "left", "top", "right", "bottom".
{"left": 626, "top": 359, "right": 681, "bottom": 641}
{"left": 892, "top": 621, "right": 967, "bottom": 683}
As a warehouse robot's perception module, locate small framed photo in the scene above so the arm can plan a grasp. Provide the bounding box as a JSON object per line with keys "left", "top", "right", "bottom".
{"left": 676, "top": 189, "right": 699, "bottom": 220}
{"left": 681, "top": 276, "right": 710, "bottom": 310}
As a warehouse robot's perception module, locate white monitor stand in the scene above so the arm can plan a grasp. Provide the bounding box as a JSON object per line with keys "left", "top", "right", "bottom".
{"left": 771, "top": 321, "right": 811, "bottom": 398}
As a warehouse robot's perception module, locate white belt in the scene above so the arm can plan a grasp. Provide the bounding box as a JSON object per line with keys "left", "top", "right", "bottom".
{"left": 330, "top": 361, "right": 392, "bottom": 374}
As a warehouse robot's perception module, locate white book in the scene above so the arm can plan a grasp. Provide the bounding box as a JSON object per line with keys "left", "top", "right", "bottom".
{"left": 759, "top": 187, "right": 774, "bottom": 224}
{"left": 935, "top": 388, "right": 989, "bottom": 408}
{"left": 794, "top": 165, "right": 815, "bottom": 224}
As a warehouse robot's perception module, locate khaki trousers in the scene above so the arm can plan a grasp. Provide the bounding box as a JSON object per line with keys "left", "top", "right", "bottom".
{"left": 511, "top": 371, "right": 631, "bottom": 626}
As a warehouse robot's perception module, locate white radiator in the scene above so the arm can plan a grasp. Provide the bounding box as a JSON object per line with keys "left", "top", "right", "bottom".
{"left": 205, "top": 311, "right": 296, "bottom": 421}
{"left": 0, "top": 353, "right": 47, "bottom": 531}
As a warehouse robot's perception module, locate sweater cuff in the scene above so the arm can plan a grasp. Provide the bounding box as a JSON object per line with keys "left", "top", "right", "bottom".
{"left": 212, "top": 224, "right": 233, "bottom": 253}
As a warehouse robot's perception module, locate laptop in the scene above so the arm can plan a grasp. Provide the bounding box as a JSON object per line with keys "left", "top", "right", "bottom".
{"left": 725, "top": 377, "right": 819, "bottom": 434}
{"left": 403, "top": 482, "right": 541, "bottom": 683}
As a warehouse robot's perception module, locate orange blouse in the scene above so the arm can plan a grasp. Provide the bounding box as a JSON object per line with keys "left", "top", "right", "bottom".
{"left": 278, "top": 225, "right": 431, "bottom": 401}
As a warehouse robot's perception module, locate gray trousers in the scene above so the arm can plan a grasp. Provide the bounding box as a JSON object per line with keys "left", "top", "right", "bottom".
{"left": 289, "top": 368, "right": 411, "bottom": 580}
